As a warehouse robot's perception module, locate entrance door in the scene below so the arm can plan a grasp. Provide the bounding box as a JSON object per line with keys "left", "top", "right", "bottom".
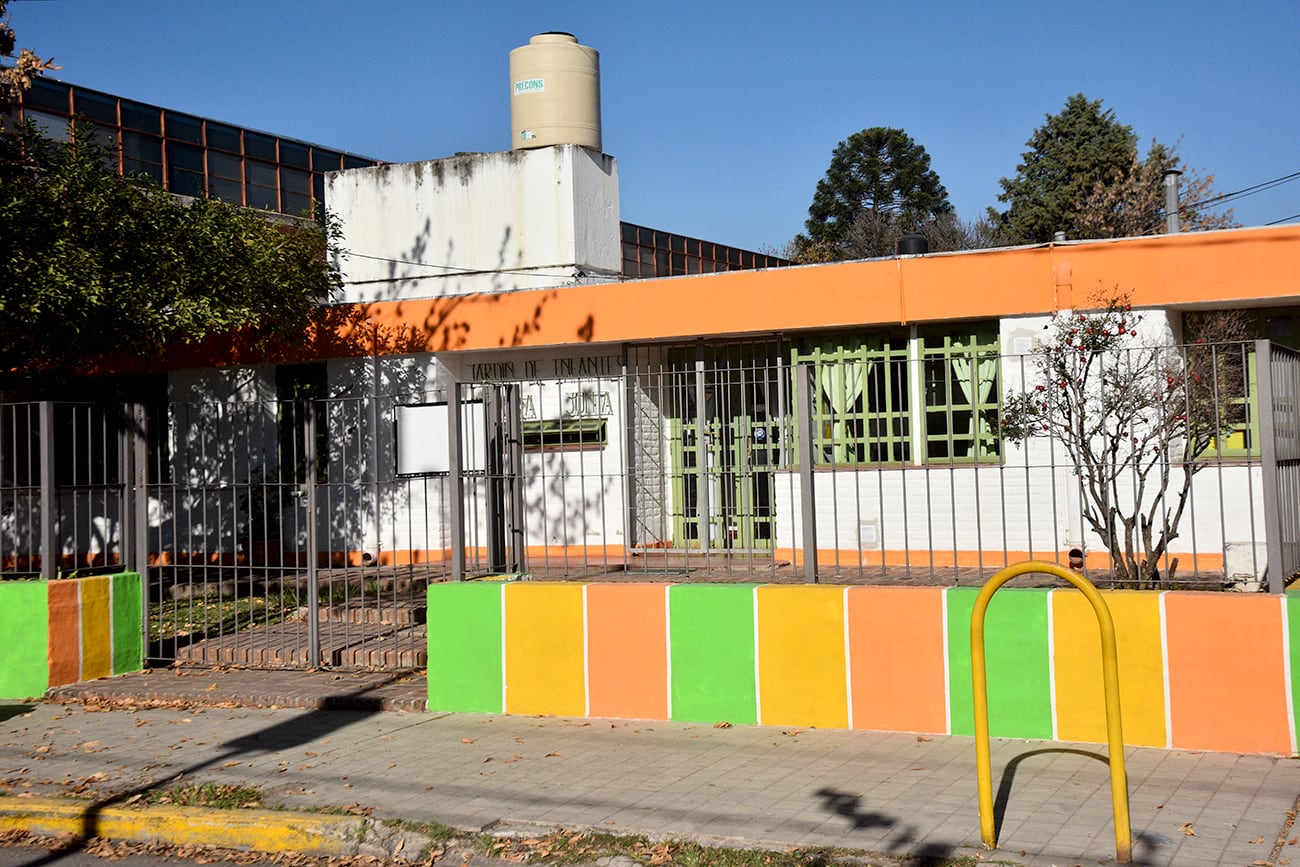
{"left": 667, "top": 342, "right": 783, "bottom": 550}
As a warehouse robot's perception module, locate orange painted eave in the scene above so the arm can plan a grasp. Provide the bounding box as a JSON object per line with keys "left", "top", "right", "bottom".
{"left": 352, "top": 226, "right": 1300, "bottom": 356}
{"left": 151, "top": 225, "right": 1300, "bottom": 368}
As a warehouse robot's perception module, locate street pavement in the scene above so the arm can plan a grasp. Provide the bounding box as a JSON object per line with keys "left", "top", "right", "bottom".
{"left": 0, "top": 668, "right": 1297, "bottom": 866}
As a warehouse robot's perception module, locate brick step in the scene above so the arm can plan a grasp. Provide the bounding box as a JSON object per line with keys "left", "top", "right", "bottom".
{"left": 174, "top": 620, "right": 427, "bottom": 669}
{"left": 161, "top": 570, "right": 433, "bottom": 601}
{"left": 304, "top": 602, "right": 427, "bottom": 625}
{"left": 335, "top": 642, "right": 428, "bottom": 668}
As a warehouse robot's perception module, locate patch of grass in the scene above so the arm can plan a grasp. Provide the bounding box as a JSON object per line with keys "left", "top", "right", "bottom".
{"left": 482, "top": 831, "right": 853, "bottom": 866}
{"left": 148, "top": 580, "right": 404, "bottom": 641}
{"left": 149, "top": 591, "right": 303, "bottom": 641}
{"left": 476, "top": 830, "right": 1009, "bottom": 866}
{"left": 383, "top": 817, "right": 459, "bottom": 843}
{"left": 142, "top": 782, "right": 264, "bottom": 809}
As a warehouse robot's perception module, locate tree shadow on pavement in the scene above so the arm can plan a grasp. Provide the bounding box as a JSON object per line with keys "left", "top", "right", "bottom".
{"left": 813, "top": 787, "right": 966, "bottom": 865}
{"left": 813, "top": 787, "right": 894, "bottom": 830}
{"left": 17, "top": 673, "right": 408, "bottom": 867}
{"left": 0, "top": 705, "right": 35, "bottom": 724}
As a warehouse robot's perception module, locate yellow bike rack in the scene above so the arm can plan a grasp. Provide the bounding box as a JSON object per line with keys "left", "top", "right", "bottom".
{"left": 971, "top": 560, "right": 1131, "bottom": 864}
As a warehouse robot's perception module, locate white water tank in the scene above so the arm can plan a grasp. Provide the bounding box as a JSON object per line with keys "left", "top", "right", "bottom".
{"left": 509, "top": 32, "right": 601, "bottom": 152}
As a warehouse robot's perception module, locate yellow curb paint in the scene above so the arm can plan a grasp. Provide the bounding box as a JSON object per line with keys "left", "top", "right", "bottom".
{"left": 0, "top": 799, "right": 368, "bottom": 855}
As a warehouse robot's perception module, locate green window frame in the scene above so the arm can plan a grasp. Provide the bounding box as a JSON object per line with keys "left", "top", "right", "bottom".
{"left": 790, "top": 324, "right": 1003, "bottom": 467}
{"left": 792, "top": 332, "right": 912, "bottom": 466}
{"left": 1200, "top": 344, "right": 1258, "bottom": 459}
{"left": 920, "top": 328, "right": 1002, "bottom": 463}
{"left": 522, "top": 417, "right": 607, "bottom": 452}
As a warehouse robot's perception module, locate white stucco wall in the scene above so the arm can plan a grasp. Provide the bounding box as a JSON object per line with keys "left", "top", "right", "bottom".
{"left": 326, "top": 145, "right": 620, "bottom": 304}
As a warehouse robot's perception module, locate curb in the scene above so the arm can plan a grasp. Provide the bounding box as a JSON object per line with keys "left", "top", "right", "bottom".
{"left": 0, "top": 797, "right": 436, "bottom": 859}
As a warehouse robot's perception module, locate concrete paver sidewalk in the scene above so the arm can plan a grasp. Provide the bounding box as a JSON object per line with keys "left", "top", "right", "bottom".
{"left": 2, "top": 669, "right": 1298, "bottom": 866}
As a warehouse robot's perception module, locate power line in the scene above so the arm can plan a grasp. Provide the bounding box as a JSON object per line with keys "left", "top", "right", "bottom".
{"left": 1181, "top": 170, "right": 1300, "bottom": 213}
{"left": 339, "top": 250, "right": 626, "bottom": 292}
{"left": 1266, "top": 212, "right": 1300, "bottom": 226}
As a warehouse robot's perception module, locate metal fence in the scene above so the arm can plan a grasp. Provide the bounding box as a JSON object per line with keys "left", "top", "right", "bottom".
{"left": 1, "top": 338, "right": 1294, "bottom": 670}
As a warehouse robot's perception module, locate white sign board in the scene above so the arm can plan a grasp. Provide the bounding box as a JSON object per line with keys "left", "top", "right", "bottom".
{"left": 395, "top": 401, "right": 487, "bottom": 476}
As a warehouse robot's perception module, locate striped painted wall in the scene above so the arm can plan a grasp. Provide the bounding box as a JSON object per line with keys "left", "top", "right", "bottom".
{"left": 0, "top": 573, "right": 144, "bottom": 700}
{"left": 427, "top": 582, "right": 1300, "bottom": 756}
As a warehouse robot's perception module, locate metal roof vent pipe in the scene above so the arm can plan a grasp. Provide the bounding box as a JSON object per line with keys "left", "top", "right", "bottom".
{"left": 897, "top": 233, "right": 929, "bottom": 256}
{"left": 1163, "top": 168, "right": 1183, "bottom": 234}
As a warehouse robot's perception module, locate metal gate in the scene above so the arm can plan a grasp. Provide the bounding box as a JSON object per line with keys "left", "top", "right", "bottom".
{"left": 146, "top": 390, "right": 439, "bottom": 669}
{"left": 1258, "top": 340, "right": 1300, "bottom": 592}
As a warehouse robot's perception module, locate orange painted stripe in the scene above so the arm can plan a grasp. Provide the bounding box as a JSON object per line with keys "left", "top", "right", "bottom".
{"left": 46, "top": 581, "right": 81, "bottom": 687}
{"left": 79, "top": 577, "right": 112, "bottom": 681}
{"left": 1164, "top": 592, "right": 1291, "bottom": 754}
{"left": 585, "top": 584, "right": 669, "bottom": 720}
{"left": 777, "top": 548, "right": 1226, "bottom": 572}
{"left": 846, "top": 586, "right": 947, "bottom": 734}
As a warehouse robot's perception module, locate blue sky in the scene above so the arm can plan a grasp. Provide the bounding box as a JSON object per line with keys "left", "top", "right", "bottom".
{"left": 9, "top": 0, "right": 1299, "bottom": 251}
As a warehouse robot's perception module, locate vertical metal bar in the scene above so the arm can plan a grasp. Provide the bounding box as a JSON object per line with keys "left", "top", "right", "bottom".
{"left": 507, "top": 383, "right": 526, "bottom": 574}
{"left": 796, "top": 363, "right": 818, "bottom": 583}
{"left": 448, "top": 381, "right": 466, "bottom": 581}
{"left": 694, "top": 344, "right": 710, "bottom": 558}
{"left": 484, "top": 387, "right": 505, "bottom": 572}
{"left": 304, "top": 395, "right": 321, "bottom": 663}
{"left": 623, "top": 351, "right": 635, "bottom": 575}
{"left": 130, "top": 403, "right": 148, "bottom": 574}
{"left": 1257, "top": 340, "right": 1285, "bottom": 594}
{"left": 370, "top": 358, "right": 383, "bottom": 595}
{"left": 120, "top": 404, "right": 135, "bottom": 572}
{"left": 132, "top": 402, "right": 150, "bottom": 653}
{"left": 39, "top": 401, "right": 56, "bottom": 580}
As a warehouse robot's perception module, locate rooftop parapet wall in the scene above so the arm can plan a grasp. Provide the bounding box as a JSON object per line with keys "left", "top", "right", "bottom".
{"left": 427, "top": 580, "right": 1300, "bottom": 756}
{"left": 326, "top": 145, "right": 620, "bottom": 306}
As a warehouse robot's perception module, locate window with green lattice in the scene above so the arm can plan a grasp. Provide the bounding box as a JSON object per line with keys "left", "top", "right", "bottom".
{"left": 1200, "top": 343, "right": 1257, "bottom": 459}
{"left": 920, "top": 327, "right": 1001, "bottom": 462}
{"left": 792, "top": 332, "right": 912, "bottom": 465}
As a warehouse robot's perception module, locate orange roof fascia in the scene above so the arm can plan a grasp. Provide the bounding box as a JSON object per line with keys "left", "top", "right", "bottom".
{"left": 162, "top": 226, "right": 1300, "bottom": 368}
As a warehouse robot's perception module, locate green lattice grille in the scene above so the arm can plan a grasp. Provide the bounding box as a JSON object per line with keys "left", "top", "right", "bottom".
{"left": 920, "top": 328, "right": 1001, "bottom": 463}
{"left": 792, "top": 333, "right": 912, "bottom": 465}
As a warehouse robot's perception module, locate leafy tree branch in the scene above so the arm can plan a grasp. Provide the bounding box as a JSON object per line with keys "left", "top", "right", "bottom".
{"left": 0, "top": 121, "right": 342, "bottom": 389}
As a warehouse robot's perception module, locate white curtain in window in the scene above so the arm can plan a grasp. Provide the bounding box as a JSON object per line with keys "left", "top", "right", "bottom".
{"left": 816, "top": 338, "right": 877, "bottom": 463}
{"left": 949, "top": 346, "right": 999, "bottom": 458}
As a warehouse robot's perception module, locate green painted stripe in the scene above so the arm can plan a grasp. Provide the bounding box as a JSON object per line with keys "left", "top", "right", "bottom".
{"left": 427, "top": 583, "right": 503, "bottom": 713}
{"left": 1286, "top": 595, "right": 1300, "bottom": 753}
{"left": 111, "top": 572, "right": 143, "bottom": 675}
{"left": 669, "top": 584, "right": 758, "bottom": 725}
{"left": 0, "top": 580, "right": 50, "bottom": 699}
{"left": 947, "top": 586, "right": 1053, "bottom": 739}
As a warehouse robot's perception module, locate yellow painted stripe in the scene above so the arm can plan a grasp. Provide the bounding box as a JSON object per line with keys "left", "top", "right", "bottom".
{"left": 756, "top": 585, "right": 849, "bottom": 729}
{"left": 0, "top": 798, "right": 378, "bottom": 856}
{"left": 1052, "top": 589, "right": 1166, "bottom": 747}
{"left": 503, "top": 583, "right": 586, "bottom": 717}
{"left": 79, "top": 576, "right": 112, "bottom": 681}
